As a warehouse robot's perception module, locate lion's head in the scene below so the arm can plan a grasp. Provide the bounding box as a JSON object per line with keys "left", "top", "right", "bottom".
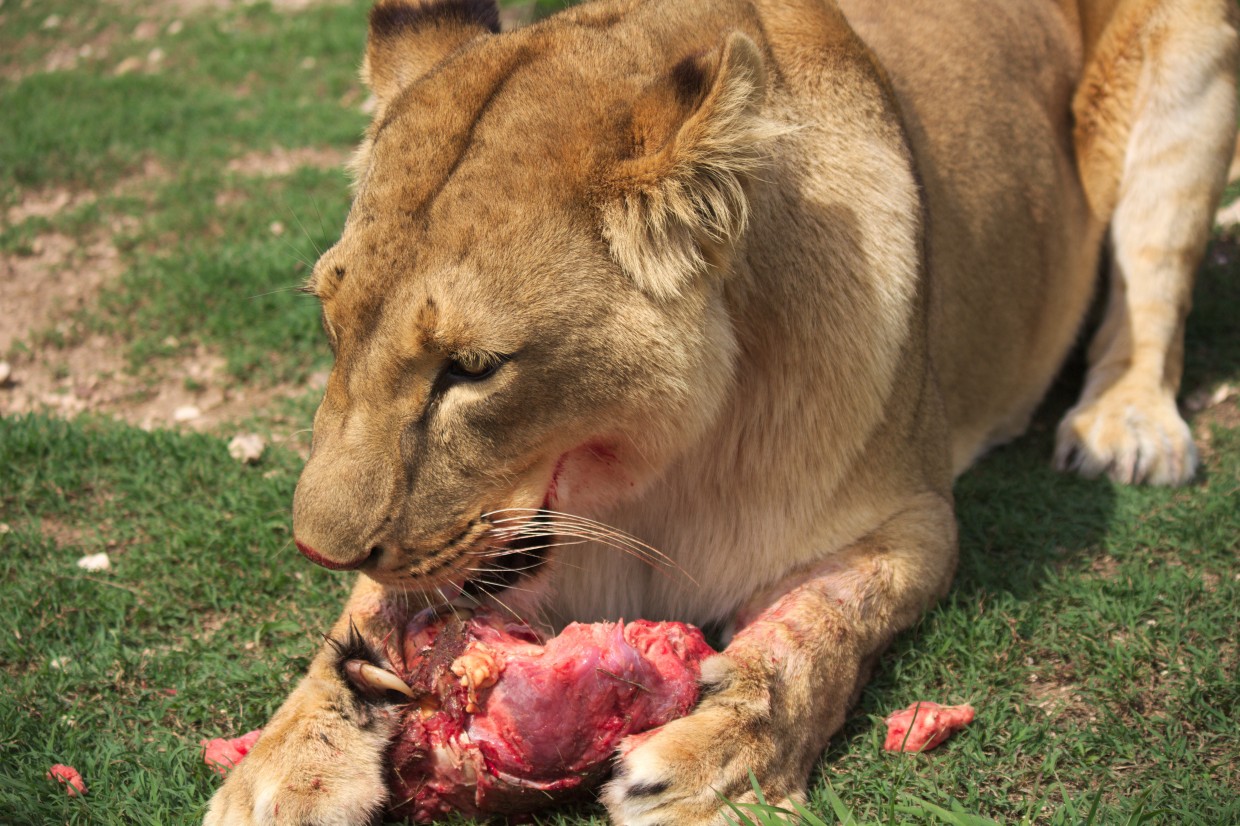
{"left": 292, "top": 0, "right": 778, "bottom": 593}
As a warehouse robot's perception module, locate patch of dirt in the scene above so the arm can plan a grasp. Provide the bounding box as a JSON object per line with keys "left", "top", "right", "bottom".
{"left": 3, "top": 2, "right": 347, "bottom": 81}
{"left": 1, "top": 160, "right": 164, "bottom": 357}
{"left": 5, "top": 189, "right": 98, "bottom": 225}
{"left": 0, "top": 21, "right": 124, "bottom": 82}
{"left": 38, "top": 515, "right": 94, "bottom": 551}
{"left": 0, "top": 233, "right": 124, "bottom": 355}
{"left": 1027, "top": 678, "right": 1091, "bottom": 721}
{"left": 5, "top": 158, "right": 166, "bottom": 227}
{"left": 1086, "top": 553, "right": 1121, "bottom": 580}
{"left": 34, "top": 504, "right": 141, "bottom": 557}
{"left": 1025, "top": 658, "right": 1099, "bottom": 736}
{"left": 225, "top": 145, "right": 348, "bottom": 177}
{"left": 193, "top": 610, "right": 231, "bottom": 641}
{"left": 1, "top": 152, "right": 331, "bottom": 453}
{"left": 105, "top": 0, "right": 347, "bottom": 18}
{"left": 1, "top": 335, "right": 326, "bottom": 444}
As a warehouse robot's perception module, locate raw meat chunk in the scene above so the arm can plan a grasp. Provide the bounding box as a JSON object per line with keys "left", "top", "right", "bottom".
{"left": 375, "top": 609, "right": 715, "bottom": 822}
{"left": 882, "top": 701, "right": 974, "bottom": 752}
{"left": 47, "top": 764, "right": 87, "bottom": 796}
{"left": 201, "top": 729, "right": 263, "bottom": 775}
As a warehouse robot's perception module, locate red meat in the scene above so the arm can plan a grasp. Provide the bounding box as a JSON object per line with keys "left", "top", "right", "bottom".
{"left": 47, "top": 764, "right": 87, "bottom": 796}
{"left": 882, "top": 701, "right": 974, "bottom": 752}
{"left": 375, "top": 609, "right": 715, "bottom": 822}
{"left": 202, "top": 729, "right": 264, "bottom": 775}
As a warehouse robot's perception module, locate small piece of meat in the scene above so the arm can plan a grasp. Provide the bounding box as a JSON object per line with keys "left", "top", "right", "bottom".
{"left": 882, "top": 701, "right": 974, "bottom": 752}
{"left": 47, "top": 764, "right": 87, "bottom": 796}
{"left": 377, "top": 609, "right": 716, "bottom": 822}
{"left": 201, "top": 729, "right": 263, "bottom": 775}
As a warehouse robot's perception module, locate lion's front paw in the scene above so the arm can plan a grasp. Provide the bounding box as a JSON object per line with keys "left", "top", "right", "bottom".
{"left": 603, "top": 659, "right": 806, "bottom": 826}
{"left": 203, "top": 679, "right": 396, "bottom": 826}
{"left": 1054, "top": 386, "right": 1198, "bottom": 486}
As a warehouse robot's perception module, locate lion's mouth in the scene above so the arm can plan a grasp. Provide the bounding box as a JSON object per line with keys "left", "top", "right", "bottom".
{"left": 394, "top": 509, "right": 554, "bottom": 600}
{"left": 459, "top": 526, "right": 550, "bottom": 599}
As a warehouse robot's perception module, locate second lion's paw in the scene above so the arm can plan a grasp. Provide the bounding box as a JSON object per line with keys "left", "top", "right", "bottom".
{"left": 1055, "top": 386, "right": 1198, "bottom": 486}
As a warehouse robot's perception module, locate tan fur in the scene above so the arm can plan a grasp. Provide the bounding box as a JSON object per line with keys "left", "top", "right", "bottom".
{"left": 205, "top": 0, "right": 1238, "bottom": 823}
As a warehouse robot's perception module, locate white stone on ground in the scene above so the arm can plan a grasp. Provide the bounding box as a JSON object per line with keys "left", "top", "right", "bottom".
{"left": 1216, "top": 200, "right": 1240, "bottom": 228}
{"left": 76, "top": 552, "right": 111, "bottom": 572}
{"left": 228, "top": 433, "right": 266, "bottom": 465}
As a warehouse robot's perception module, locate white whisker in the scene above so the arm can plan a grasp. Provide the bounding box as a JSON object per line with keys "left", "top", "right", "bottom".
{"left": 494, "top": 524, "right": 692, "bottom": 584}
{"left": 491, "top": 524, "right": 659, "bottom": 559}
{"left": 480, "top": 508, "right": 697, "bottom": 587}
{"left": 488, "top": 508, "right": 676, "bottom": 565}
{"left": 465, "top": 562, "right": 547, "bottom": 575}
{"left": 480, "top": 588, "right": 529, "bottom": 625}
{"left": 467, "top": 538, "right": 590, "bottom": 557}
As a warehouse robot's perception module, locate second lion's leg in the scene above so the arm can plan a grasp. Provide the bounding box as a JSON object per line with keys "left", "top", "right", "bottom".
{"left": 1055, "top": 0, "right": 1239, "bottom": 485}
{"left": 604, "top": 493, "right": 957, "bottom": 826}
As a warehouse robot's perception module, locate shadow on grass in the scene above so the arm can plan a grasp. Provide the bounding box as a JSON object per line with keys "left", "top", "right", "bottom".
{"left": 944, "top": 227, "right": 1238, "bottom": 606}
{"left": 947, "top": 229, "right": 1240, "bottom": 603}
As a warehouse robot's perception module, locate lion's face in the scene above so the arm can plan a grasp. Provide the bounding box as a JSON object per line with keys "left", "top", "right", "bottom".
{"left": 293, "top": 189, "right": 733, "bottom": 586}
{"left": 292, "top": 3, "right": 771, "bottom": 591}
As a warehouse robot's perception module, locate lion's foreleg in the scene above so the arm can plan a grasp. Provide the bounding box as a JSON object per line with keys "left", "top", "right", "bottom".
{"left": 1057, "top": 0, "right": 1239, "bottom": 485}
{"left": 604, "top": 493, "right": 957, "bottom": 826}
{"left": 203, "top": 577, "right": 402, "bottom": 826}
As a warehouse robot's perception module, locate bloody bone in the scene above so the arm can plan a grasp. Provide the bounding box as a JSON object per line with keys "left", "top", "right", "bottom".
{"left": 351, "top": 608, "right": 715, "bottom": 822}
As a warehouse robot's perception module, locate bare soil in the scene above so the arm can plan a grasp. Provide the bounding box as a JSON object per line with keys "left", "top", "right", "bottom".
{"left": 105, "top": 0, "right": 348, "bottom": 17}
{"left": 225, "top": 145, "right": 349, "bottom": 177}
{"left": 0, "top": 330, "right": 325, "bottom": 439}
{"left": 0, "top": 233, "right": 124, "bottom": 356}
{"left": 1, "top": 160, "right": 329, "bottom": 453}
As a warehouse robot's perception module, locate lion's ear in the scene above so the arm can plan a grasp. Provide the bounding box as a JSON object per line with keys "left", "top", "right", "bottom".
{"left": 363, "top": 0, "right": 500, "bottom": 108}
{"left": 600, "top": 32, "right": 776, "bottom": 298}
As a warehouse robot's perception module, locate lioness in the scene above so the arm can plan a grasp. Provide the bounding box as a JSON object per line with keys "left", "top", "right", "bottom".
{"left": 206, "top": 0, "right": 1238, "bottom": 823}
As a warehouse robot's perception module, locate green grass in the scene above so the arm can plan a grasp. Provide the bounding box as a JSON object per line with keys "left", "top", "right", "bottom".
{"left": 0, "top": 415, "right": 353, "bottom": 825}
{"left": 91, "top": 166, "right": 350, "bottom": 382}
{"left": 1, "top": 0, "right": 1238, "bottom": 823}
{"left": 1, "top": 0, "right": 366, "bottom": 384}
{"left": 3, "top": 385, "right": 1236, "bottom": 824}
{"left": 0, "top": 1, "right": 369, "bottom": 193}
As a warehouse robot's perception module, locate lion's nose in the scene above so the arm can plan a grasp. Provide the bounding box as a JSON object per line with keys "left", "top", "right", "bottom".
{"left": 295, "top": 540, "right": 375, "bottom": 571}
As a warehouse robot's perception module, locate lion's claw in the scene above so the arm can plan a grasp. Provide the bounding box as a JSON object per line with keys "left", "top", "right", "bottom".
{"left": 1054, "top": 388, "right": 1198, "bottom": 486}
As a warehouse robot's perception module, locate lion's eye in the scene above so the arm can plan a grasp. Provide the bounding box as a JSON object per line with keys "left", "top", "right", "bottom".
{"left": 444, "top": 355, "right": 505, "bottom": 383}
